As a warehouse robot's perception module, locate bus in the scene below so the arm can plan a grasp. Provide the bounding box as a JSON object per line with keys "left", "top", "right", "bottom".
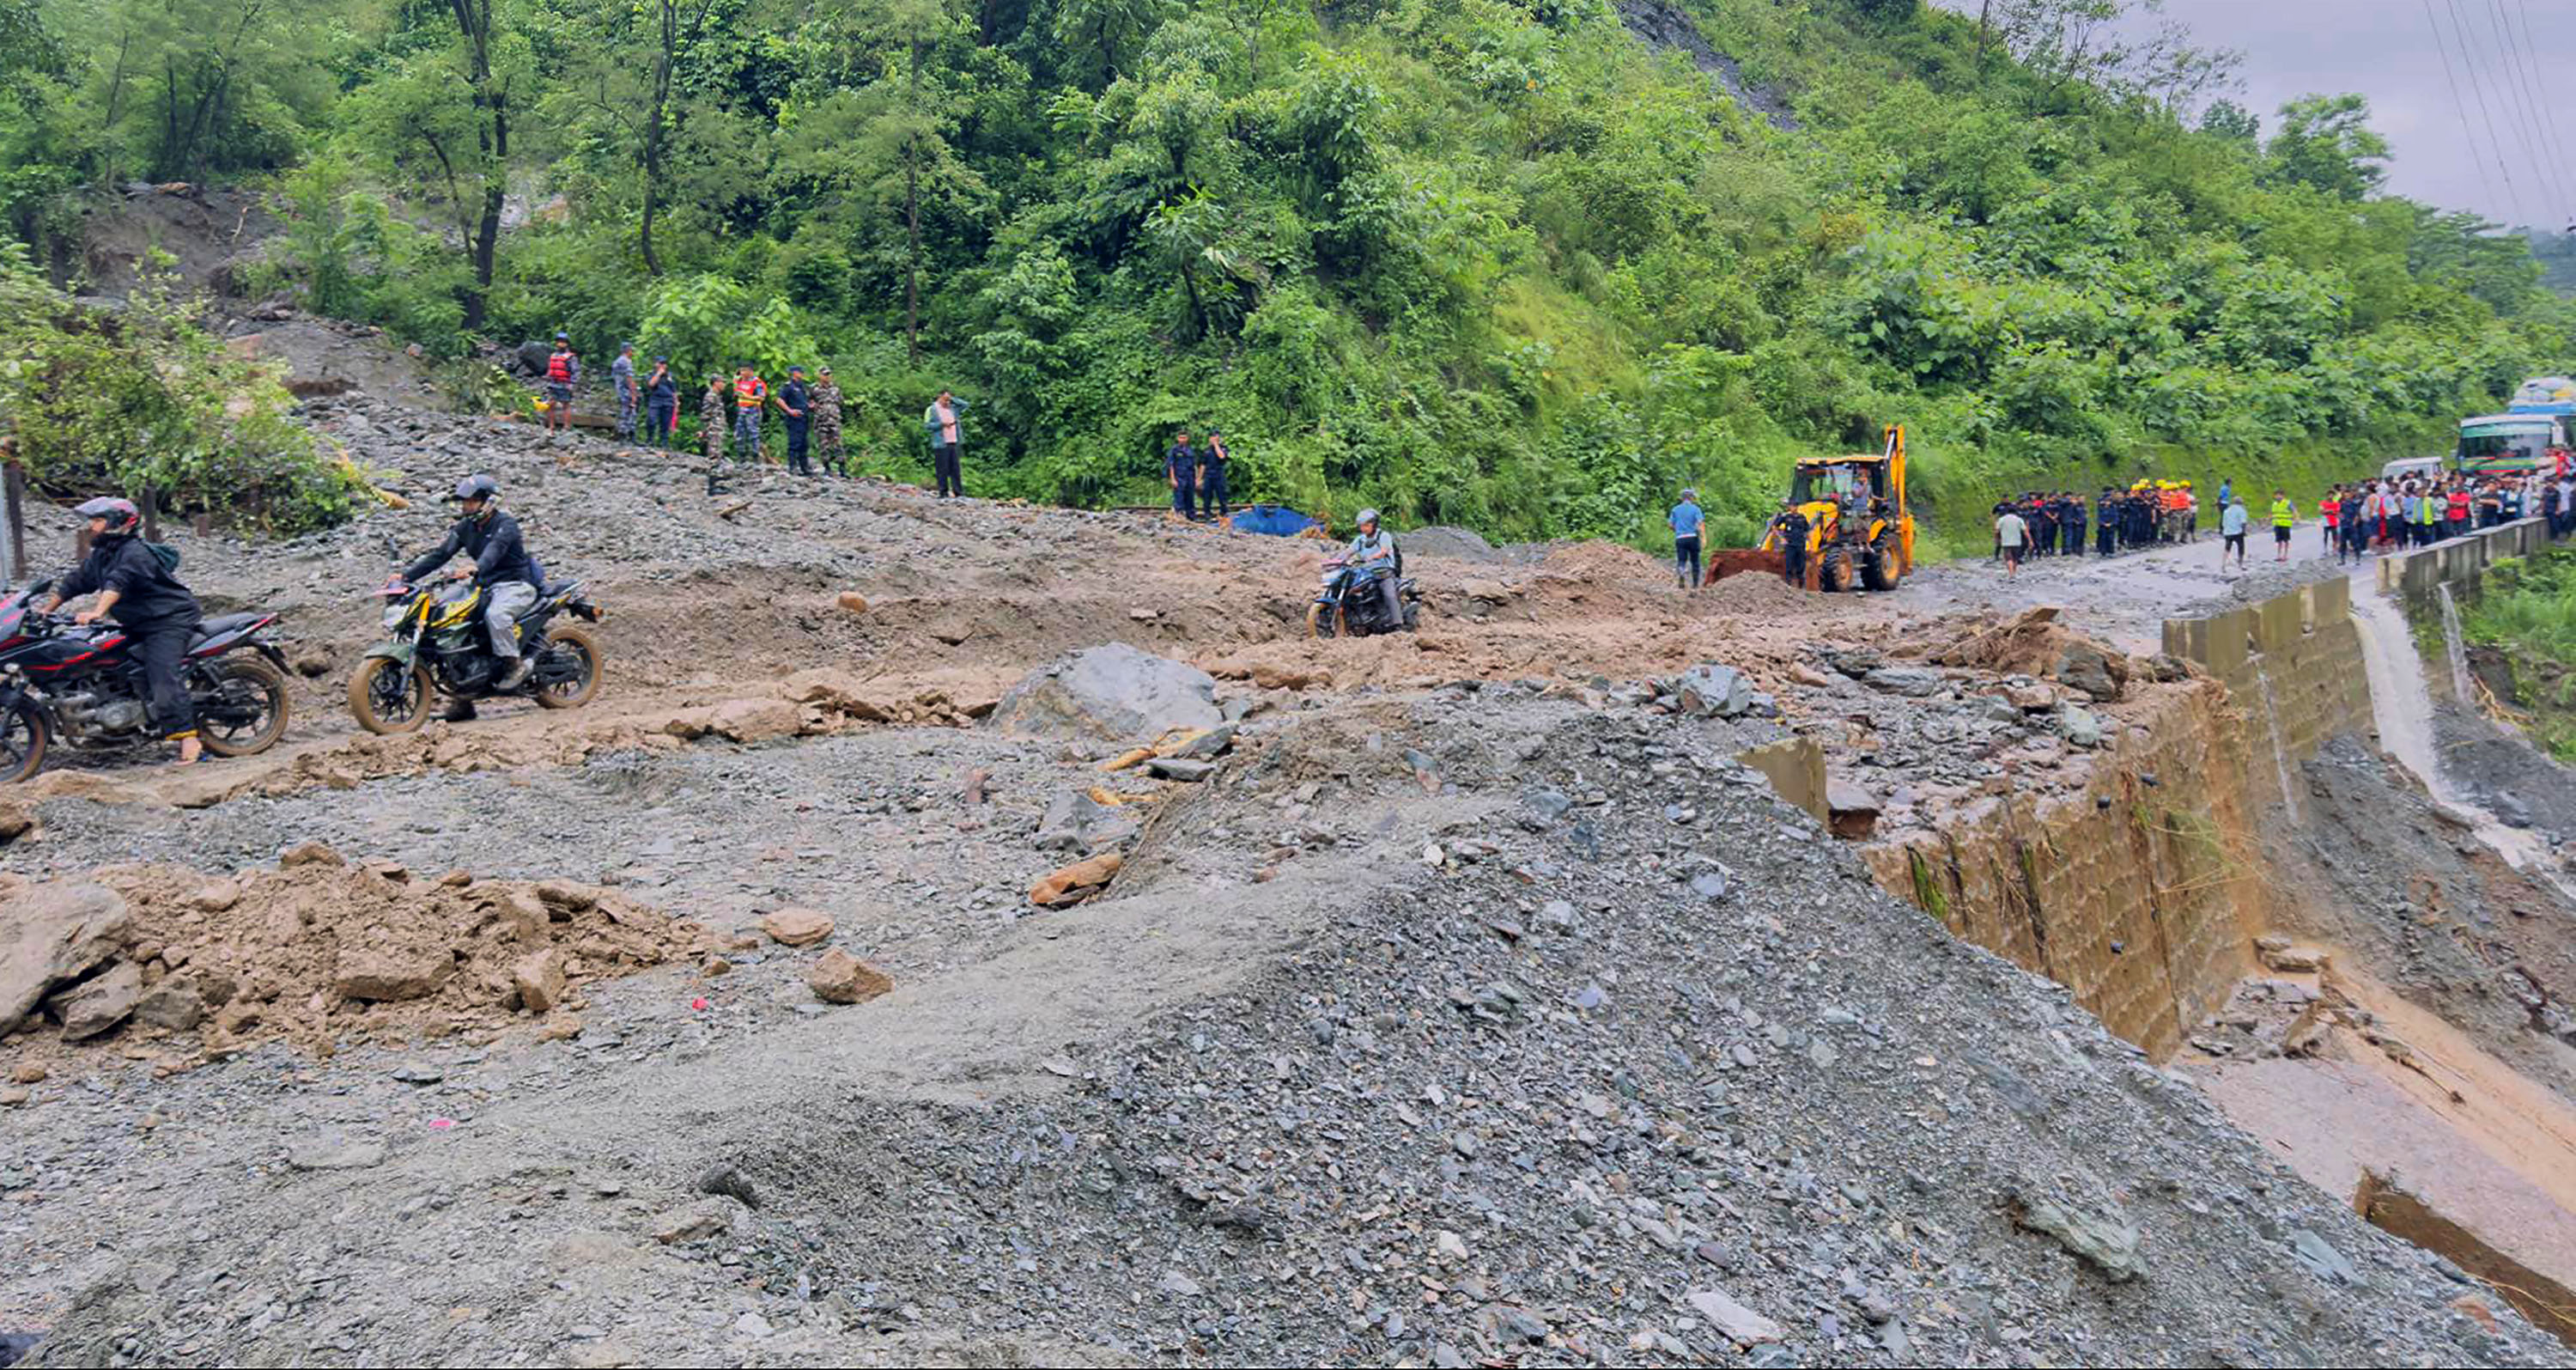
{"left": 2458, "top": 411, "right": 2568, "bottom": 477}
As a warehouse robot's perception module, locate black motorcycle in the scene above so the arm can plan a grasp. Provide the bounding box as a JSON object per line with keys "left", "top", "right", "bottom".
{"left": 0, "top": 582, "right": 292, "bottom": 782}
{"left": 1307, "top": 557, "right": 1421, "bottom": 638}
{"left": 349, "top": 575, "right": 604, "bottom": 734}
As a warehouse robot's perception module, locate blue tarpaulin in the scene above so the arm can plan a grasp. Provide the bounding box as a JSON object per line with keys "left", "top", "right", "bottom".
{"left": 1228, "top": 504, "right": 1323, "bottom": 538}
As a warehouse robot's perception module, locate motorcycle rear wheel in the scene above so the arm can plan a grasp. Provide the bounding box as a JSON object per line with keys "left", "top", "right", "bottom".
{"left": 349, "top": 656, "right": 434, "bottom": 734}
{"left": 196, "top": 656, "right": 292, "bottom": 758}
{"left": 0, "top": 699, "right": 47, "bottom": 783}
{"left": 532, "top": 624, "right": 605, "bottom": 710}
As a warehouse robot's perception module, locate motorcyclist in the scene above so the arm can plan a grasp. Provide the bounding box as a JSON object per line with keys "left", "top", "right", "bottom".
{"left": 41, "top": 496, "right": 204, "bottom": 764}
{"left": 403, "top": 475, "right": 541, "bottom": 716}
{"left": 1346, "top": 508, "right": 1403, "bottom": 630}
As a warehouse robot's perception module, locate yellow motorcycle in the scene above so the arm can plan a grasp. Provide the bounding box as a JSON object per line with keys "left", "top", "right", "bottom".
{"left": 348, "top": 575, "right": 604, "bottom": 733}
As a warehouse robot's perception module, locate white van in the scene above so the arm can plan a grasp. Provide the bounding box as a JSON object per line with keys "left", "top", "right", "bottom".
{"left": 2380, "top": 455, "right": 2443, "bottom": 483}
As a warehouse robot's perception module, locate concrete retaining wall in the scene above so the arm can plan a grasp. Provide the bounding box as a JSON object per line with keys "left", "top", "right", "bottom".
{"left": 2376, "top": 516, "right": 2552, "bottom": 607}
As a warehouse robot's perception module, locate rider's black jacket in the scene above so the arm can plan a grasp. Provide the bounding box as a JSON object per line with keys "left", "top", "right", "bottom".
{"left": 405, "top": 510, "right": 535, "bottom": 588}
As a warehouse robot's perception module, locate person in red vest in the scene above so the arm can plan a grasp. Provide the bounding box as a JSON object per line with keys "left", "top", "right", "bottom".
{"left": 731, "top": 363, "right": 769, "bottom": 463}
{"left": 2317, "top": 487, "right": 2339, "bottom": 557}
{"left": 542, "top": 332, "right": 579, "bottom": 437}
{"left": 2445, "top": 481, "right": 2472, "bottom": 539}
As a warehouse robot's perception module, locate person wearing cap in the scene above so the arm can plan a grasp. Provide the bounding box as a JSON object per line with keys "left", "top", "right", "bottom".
{"left": 611, "top": 344, "right": 638, "bottom": 441}
{"left": 779, "top": 365, "right": 813, "bottom": 476}
{"left": 701, "top": 373, "right": 732, "bottom": 494}
{"left": 2093, "top": 487, "right": 2117, "bottom": 557}
{"left": 543, "top": 332, "right": 580, "bottom": 436}
{"left": 42, "top": 496, "right": 204, "bottom": 764}
{"left": 643, "top": 356, "right": 677, "bottom": 449}
{"left": 811, "top": 366, "right": 844, "bottom": 474}
{"left": 1668, "top": 487, "right": 1704, "bottom": 590}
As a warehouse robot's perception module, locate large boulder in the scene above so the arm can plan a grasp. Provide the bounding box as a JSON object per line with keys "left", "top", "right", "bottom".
{"left": 1675, "top": 664, "right": 1753, "bottom": 718}
{"left": 987, "top": 643, "right": 1221, "bottom": 743}
{"left": 0, "top": 883, "right": 133, "bottom": 1035}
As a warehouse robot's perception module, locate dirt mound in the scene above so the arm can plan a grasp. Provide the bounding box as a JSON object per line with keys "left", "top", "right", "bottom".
{"left": 1536, "top": 539, "right": 1669, "bottom": 581}
{"left": 2, "top": 851, "right": 705, "bottom": 1063}
{"left": 1401, "top": 524, "right": 1506, "bottom": 563}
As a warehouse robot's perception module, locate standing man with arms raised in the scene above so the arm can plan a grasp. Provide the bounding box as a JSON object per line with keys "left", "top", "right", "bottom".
{"left": 925, "top": 390, "right": 967, "bottom": 498}
{"left": 1200, "top": 429, "right": 1233, "bottom": 520}
{"left": 642, "top": 356, "right": 677, "bottom": 450}
{"left": 1669, "top": 487, "right": 1704, "bottom": 590}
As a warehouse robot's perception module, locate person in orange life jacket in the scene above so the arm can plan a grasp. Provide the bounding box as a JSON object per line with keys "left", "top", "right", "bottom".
{"left": 543, "top": 332, "right": 579, "bottom": 435}
{"left": 41, "top": 497, "right": 204, "bottom": 764}
{"left": 732, "top": 364, "right": 769, "bottom": 462}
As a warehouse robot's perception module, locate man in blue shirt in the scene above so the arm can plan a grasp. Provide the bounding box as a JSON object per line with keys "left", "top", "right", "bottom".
{"left": 1669, "top": 488, "right": 1704, "bottom": 589}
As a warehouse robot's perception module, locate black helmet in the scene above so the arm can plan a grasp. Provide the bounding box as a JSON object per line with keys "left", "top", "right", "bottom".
{"left": 449, "top": 474, "right": 500, "bottom": 503}
{"left": 76, "top": 496, "right": 140, "bottom": 534}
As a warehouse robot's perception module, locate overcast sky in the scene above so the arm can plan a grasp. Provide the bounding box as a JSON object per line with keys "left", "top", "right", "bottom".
{"left": 2158, "top": 0, "right": 2576, "bottom": 229}
{"left": 1935, "top": 1, "right": 2576, "bottom": 230}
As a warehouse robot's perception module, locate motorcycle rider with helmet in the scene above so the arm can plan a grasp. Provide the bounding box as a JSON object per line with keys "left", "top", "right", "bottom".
{"left": 40, "top": 496, "right": 204, "bottom": 764}
{"left": 1347, "top": 508, "right": 1403, "bottom": 630}
{"left": 404, "top": 475, "right": 541, "bottom": 717}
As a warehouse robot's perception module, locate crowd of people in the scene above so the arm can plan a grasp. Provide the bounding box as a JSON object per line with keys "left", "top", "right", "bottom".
{"left": 1990, "top": 480, "right": 2204, "bottom": 572}
{"left": 2313, "top": 469, "right": 2576, "bottom": 564}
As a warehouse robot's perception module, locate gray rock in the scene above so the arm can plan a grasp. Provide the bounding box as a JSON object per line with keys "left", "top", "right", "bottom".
{"left": 52, "top": 961, "right": 142, "bottom": 1042}
{"left": 131, "top": 978, "right": 206, "bottom": 1032}
{"left": 1687, "top": 1287, "right": 1786, "bottom": 1346}
{"left": 1524, "top": 788, "right": 1573, "bottom": 823}
{"left": 1145, "top": 756, "right": 1216, "bottom": 782}
{"left": 1676, "top": 664, "right": 1753, "bottom": 718}
{"left": 2058, "top": 704, "right": 2105, "bottom": 749}
{"left": 1, "top": 882, "right": 132, "bottom": 1035}
{"left": 287, "top": 1134, "right": 389, "bottom": 1171}
{"left": 1823, "top": 647, "right": 1884, "bottom": 677}
{"left": 2010, "top": 1188, "right": 2142, "bottom": 1282}
{"left": 1156, "top": 1270, "right": 1203, "bottom": 1297}
{"left": 1689, "top": 871, "right": 1731, "bottom": 902}
{"left": 987, "top": 643, "right": 1222, "bottom": 743}
{"left": 1034, "top": 791, "right": 1139, "bottom": 853}
{"left": 1862, "top": 667, "right": 1943, "bottom": 697}
{"left": 2054, "top": 643, "right": 2124, "bottom": 702}
{"left": 2289, "top": 1228, "right": 2360, "bottom": 1286}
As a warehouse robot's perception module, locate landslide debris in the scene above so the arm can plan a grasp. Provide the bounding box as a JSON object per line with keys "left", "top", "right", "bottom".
{"left": 0, "top": 850, "right": 700, "bottom": 1062}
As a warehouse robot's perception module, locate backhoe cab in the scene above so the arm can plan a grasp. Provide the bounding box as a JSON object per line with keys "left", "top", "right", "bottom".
{"left": 1756, "top": 425, "right": 1916, "bottom": 592}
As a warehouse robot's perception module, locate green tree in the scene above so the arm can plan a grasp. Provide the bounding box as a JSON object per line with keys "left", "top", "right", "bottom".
{"left": 2264, "top": 93, "right": 2389, "bottom": 202}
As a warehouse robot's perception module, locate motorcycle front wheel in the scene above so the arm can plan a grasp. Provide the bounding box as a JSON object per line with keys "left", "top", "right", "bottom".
{"left": 196, "top": 656, "right": 292, "bottom": 758}
{"left": 0, "top": 699, "right": 48, "bottom": 783}
{"left": 348, "top": 656, "right": 434, "bottom": 734}
{"left": 1305, "top": 600, "right": 1341, "bottom": 639}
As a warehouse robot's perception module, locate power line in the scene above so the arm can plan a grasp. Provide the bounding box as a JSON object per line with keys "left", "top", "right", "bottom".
{"left": 2476, "top": 0, "right": 2565, "bottom": 219}
{"left": 2510, "top": 0, "right": 2576, "bottom": 220}
{"left": 2441, "top": 0, "right": 2524, "bottom": 222}
{"left": 2421, "top": 0, "right": 2501, "bottom": 215}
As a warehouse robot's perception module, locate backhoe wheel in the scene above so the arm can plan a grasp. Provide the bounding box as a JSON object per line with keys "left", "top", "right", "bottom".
{"left": 1819, "top": 545, "right": 1856, "bottom": 594}
{"left": 195, "top": 656, "right": 292, "bottom": 758}
{"left": 349, "top": 657, "right": 434, "bottom": 734}
{"left": 1862, "top": 533, "right": 1905, "bottom": 591}
{"left": 533, "top": 624, "right": 605, "bottom": 709}
{"left": 1306, "top": 601, "right": 1340, "bottom": 639}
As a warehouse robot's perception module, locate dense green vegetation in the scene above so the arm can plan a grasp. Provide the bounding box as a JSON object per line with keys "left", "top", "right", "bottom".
{"left": 1, "top": 0, "right": 2570, "bottom": 547}
{"left": 2463, "top": 550, "right": 2576, "bottom": 762}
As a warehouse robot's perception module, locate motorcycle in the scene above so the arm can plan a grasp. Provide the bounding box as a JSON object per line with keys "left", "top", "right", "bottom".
{"left": 1307, "top": 557, "right": 1421, "bottom": 638}
{"left": 348, "top": 575, "right": 605, "bottom": 734}
{"left": 0, "top": 581, "right": 293, "bottom": 782}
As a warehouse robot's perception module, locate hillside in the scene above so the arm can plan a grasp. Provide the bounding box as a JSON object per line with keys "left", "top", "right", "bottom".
{"left": 2, "top": 0, "right": 2571, "bottom": 546}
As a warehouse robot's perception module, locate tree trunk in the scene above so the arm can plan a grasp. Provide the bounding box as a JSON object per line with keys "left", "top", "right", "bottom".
{"left": 641, "top": 0, "right": 673, "bottom": 277}
{"left": 1975, "top": 0, "right": 1992, "bottom": 71}
{"left": 906, "top": 34, "right": 924, "bottom": 366}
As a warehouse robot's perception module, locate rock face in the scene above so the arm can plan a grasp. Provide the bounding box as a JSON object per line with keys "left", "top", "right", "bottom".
{"left": 1, "top": 882, "right": 133, "bottom": 1034}
{"left": 52, "top": 960, "right": 143, "bottom": 1041}
{"left": 758, "top": 907, "right": 835, "bottom": 947}
{"left": 1676, "top": 664, "right": 1753, "bottom": 718}
{"left": 805, "top": 950, "right": 893, "bottom": 1005}
{"left": 987, "top": 643, "right": 1221, "bottom": 742}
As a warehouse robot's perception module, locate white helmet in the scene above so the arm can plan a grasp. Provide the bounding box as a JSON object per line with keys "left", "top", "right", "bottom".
{"left": 1356, "top": 508, "right": 1381, "bottom": 527}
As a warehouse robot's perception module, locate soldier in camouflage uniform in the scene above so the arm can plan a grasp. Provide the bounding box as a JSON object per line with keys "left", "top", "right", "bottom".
{"left": 811, "top": 365, "right": 845, "bottom": 475}
{"left": 701, "top": 373, "right": 731, "bottom": 495}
